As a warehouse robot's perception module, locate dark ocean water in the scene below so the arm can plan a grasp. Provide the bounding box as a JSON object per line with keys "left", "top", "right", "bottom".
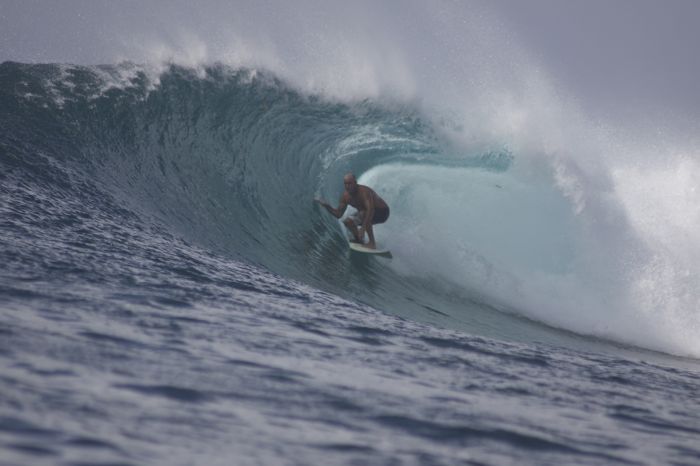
{"left": 1, "top": 62, "right": 699, "bottom": 465}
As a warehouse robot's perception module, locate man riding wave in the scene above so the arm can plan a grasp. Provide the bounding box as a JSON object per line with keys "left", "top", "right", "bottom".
{"left": 315, "top": 173, "right": 390, "bottom": 250}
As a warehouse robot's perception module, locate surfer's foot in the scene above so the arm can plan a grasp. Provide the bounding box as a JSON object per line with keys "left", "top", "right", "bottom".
{"left": 366, "top": 242, "right": 376, "bottom": 249}
{"left": 349, "top": 237, "right": 363, "bottom": 244}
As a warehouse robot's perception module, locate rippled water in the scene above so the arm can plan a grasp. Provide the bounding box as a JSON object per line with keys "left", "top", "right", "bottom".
{"left": 2, "top": 182, "right": 700, "bottom": 465}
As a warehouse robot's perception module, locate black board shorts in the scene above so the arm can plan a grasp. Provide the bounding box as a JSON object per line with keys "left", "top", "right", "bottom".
{"left": 351, "top": 207, "right": 390, "bottom": 226}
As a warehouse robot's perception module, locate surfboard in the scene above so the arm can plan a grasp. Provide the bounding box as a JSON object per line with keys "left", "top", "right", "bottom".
{"left": 348, "top": 241, "right": 391, "bottom": 257}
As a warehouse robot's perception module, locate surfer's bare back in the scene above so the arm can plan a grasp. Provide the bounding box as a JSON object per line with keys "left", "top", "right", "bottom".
{"left": 315, "top": 173, "right": 390, "bottom": 250}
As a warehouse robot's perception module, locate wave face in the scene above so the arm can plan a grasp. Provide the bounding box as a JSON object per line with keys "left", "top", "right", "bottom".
{"left": 1, "top": 61, "right": 699, "bottom": 358}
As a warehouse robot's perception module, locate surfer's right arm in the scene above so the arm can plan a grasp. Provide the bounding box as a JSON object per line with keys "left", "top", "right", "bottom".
{"left": 315, "top": 195, "right": 348, "bottom": 219}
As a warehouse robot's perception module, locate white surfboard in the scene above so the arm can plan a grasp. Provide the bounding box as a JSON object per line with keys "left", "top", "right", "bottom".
{"left": 348, "top": 241, "right": 391, "bottom": 256}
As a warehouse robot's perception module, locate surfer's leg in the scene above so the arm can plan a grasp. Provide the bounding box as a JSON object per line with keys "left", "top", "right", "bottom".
{"left": 365, "top": 223, "right": 376, "bottom": 249}
{"left": 343, "top": 217, "right": 362, "bottom": 242}
{"left": 364, "top": 207, "right": 387, "bottom": 249}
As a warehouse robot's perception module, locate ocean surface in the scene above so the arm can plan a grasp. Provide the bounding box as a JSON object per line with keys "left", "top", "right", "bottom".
{"left": 1, "top": 61, "right": 699, "bottom": 466}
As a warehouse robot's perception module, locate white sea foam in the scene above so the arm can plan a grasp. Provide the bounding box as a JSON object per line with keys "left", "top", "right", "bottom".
{"left": 359, "top": 123, "right": 700, "bottom": 357}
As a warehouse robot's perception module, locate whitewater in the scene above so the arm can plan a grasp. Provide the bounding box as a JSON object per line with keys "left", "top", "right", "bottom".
{"left": 2, "top": 1, "right": 700, "bottom": 464}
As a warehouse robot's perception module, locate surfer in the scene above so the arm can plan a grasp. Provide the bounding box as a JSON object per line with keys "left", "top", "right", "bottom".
{"left": 315, "top": 173, "right": 390, "bottom": 249}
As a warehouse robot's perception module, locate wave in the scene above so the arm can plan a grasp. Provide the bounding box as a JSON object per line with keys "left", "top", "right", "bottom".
{"left": 1, "top": 60, "right": 699, "bottom": 358}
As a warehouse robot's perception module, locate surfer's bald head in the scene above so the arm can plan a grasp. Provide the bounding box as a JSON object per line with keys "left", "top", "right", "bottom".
{"left": 343, "top": 173, "right": 358, "bottom": 194}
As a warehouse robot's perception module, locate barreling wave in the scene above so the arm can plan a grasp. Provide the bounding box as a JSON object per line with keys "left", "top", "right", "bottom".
{"left": 1, "top": 61, "right": 699, "bottom": 358}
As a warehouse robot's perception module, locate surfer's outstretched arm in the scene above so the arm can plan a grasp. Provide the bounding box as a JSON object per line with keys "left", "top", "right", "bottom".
{"left": 314, "top": 196, "right": 348, "bottom": 219}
